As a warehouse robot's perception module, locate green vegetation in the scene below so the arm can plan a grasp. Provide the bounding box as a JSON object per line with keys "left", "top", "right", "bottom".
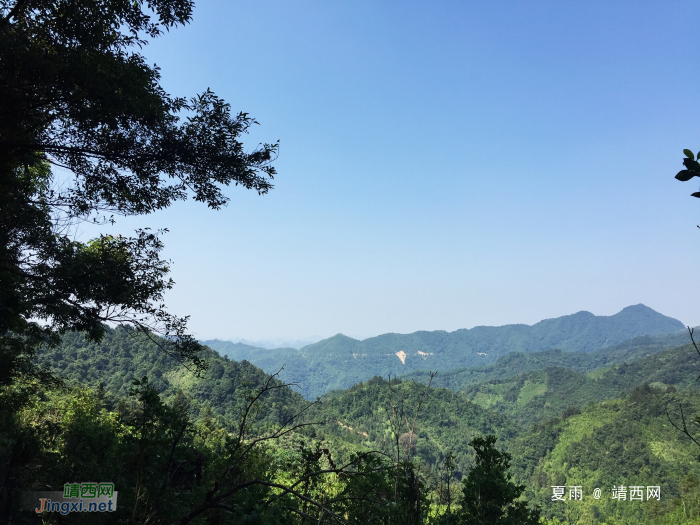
{"left": 2, "top": 373, "right": 431, "bottom": 524}
{"left": 459, "top": 344, "right": 700, "bottom": 428}
{"left": 3, "top": 329, "right": 446, "bottom": 523}
{"left": 207, "top": 305, "right": 685, "bottom": 398}
{"left": 13, "top": 327, "right": 700, "bottom": 524}
{"left": 404, "top": 330, "right": 693, "bottom": 392}
{"left": 510, "top": 385, "right": 700, "bottom": 524}
{"left": 35, "top": 327, "right": 306, "bottom": 428}
{"left": 451, "top": 435, "right": 541, "bottom": 525}
{"left": 309, "top": 376, "right": 518, "bottom": 476}
{"left": 35, "top": 329, "right": 517, "bottom": 476}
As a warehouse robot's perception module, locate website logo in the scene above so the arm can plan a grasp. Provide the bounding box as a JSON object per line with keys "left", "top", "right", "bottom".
{"left": 22, "top": 482, "right": 118, "bottom": 515}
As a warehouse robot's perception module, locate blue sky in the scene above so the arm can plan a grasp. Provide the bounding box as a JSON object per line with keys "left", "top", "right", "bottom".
{"left": 94, "top": 0, "right": 700, "bottom": 341}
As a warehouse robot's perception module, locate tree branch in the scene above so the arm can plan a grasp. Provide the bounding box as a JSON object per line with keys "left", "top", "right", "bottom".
{"left": 667, "top": 405, "right": 700, "bottom": 450}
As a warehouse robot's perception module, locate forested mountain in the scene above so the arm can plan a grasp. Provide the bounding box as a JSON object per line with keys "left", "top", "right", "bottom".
{"left": 18, "top": 328, "right": 432, "bottom": 524}
{"left": 310, "top": 381, "right": 700, "bottom": 524}
{"left": 36, "top": 327, "right": 307, "bottom": 428}
{"left": 460, "top": 343, "right": 699, "bottom": 427}
{"left": 510, "top": 385, "right": 700, "bottom": 524}
{"left": 306, "top": 351, "right": 700, "bottom": 524}
{"left": 206, "top": 304, "right": 685, "bottom": 398}
{"left": 309, "top": 377, "right": 519, "bottom": 475}
{"left": 38, "top": 328, "right": 700, "bottom": 453}
{"left": 302, "top": 358, "right": 700, "bottom": 523}
{"left": 37, "top": 328, "right": 520, "bottom": 466}
{"left": 403, "top": 329, "right": 694, "bottom": 392}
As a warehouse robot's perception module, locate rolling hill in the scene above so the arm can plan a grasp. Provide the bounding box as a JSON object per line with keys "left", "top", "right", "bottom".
{"left": 205, "top": 304, "right": 685, "bottom": 398}
{"left": 36, "top": 327, "right": 307, "bottom": 428}
{"left": 509, "top": 384, "right": 700, "bottom": 524}
{"left": 458, "top": 342, "right": 699, "bottom": 427}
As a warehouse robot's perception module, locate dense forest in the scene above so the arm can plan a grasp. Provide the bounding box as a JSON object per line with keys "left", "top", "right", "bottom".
{"left": 3, "top": 325, "right": 698, "bottom": 523}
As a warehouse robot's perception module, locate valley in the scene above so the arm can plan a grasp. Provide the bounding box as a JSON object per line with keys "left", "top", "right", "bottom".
{"left": 31, "top": 304, "right": 700, "bottom": 524}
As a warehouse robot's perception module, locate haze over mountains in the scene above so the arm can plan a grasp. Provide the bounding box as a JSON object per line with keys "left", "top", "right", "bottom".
{"left": 204, "top": 304, "right": 685, "bottom": 398}
{"left": 221, "top": 336, "right": 323, "bottom": 350}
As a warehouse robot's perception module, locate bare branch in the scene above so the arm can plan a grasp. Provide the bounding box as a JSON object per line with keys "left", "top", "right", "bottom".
{"left": 407, "top": 371, "right": 436, "bottom": 461}
{"left": 667, "top": 405, "right": 700, "bottom": 450}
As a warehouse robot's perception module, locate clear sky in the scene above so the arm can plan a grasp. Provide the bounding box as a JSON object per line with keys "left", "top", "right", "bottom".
{"left": 91, "top": 0, "right": 700, "bottom": 342}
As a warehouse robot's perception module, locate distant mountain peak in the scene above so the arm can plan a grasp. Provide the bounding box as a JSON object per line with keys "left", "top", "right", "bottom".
{"left": 330, "top": 333, "right": 358, "bottom": 341}
{"left": 616, "top": 303, "right": 658, "bottom": 315}
{"left": 612, "top": 304, "right": 684, "bottom": 326}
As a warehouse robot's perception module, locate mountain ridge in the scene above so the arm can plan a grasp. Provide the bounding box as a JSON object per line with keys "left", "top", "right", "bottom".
{"left": 205, "top": 304, "right": 685, "bottom": 398}
{"left": 402, "top": 328, "right": 695, "bottom": 392}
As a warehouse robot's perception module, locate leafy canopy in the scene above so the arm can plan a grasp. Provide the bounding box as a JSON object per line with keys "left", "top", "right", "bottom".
{"left": 0, "top": 0, "right": 278, "bottom": 377}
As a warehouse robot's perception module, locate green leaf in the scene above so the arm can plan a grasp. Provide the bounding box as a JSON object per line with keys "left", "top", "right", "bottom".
{"left": 675, "top": 170, "right": 696, "bottom": 181}
{"left": 684, "top": 149, "right": 695, "bottom": 160}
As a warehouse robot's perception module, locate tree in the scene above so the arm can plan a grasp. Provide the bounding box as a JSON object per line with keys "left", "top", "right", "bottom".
{"left": 0, "top": 4, "right": 441, "bottom": 524}
{"left": 0, "top": 0, "right": 279, "bottom": 381}
{"left": 456, "top": 435, "right": 540, "bottom": 525}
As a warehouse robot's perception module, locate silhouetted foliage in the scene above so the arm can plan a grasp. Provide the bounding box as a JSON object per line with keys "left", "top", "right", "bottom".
{"left": 675, "top": 149, "right": 700, "bottom": 197}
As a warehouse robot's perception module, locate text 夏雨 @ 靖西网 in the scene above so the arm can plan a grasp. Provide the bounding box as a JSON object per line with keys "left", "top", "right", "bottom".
{"left": 551, "top": 485, "right": 660, "bottom": 502}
